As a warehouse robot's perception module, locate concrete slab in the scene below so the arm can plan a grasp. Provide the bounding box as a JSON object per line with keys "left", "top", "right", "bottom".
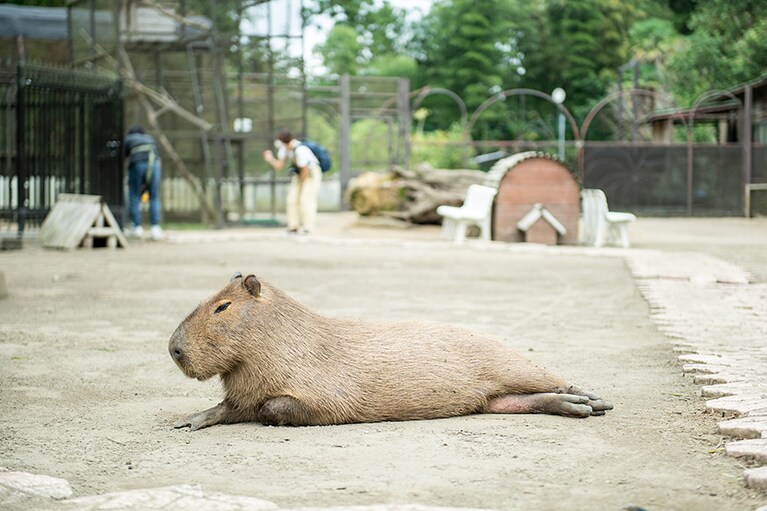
{"left": 719, "top": 417, "right": 767, "bottom": 439}
{"left": 58, "top": 484, "right": 278, "bottom": 511}
{"left": 0, "top": 468, "right": 72, "bottom": 499}
{"left": 702, "top": 383, "right": 760, "bottom": 398}
{"left": 725, "top": 439, "right": 767, "bottom": 463}
{"left": 706, "top": 396, "right": 767, "bottom": 416}
{"left": 683, "top": 363, "right": 727, "bottom": 374}
{"left": 693, "top": 374, "right": 738, "bottom": 385}
{"left": 677, "top": 353, "right": 733, "bottom": 365}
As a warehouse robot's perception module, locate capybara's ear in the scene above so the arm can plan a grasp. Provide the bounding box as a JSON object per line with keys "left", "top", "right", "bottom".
{"left": 243, "top": 274, "right": 261, "bottom": 297}
{"left": 231, "top": 272, "right": 243, "bottom": 282}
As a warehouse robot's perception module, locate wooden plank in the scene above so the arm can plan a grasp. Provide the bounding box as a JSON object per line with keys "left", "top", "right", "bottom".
{"left": 40, "top": 194, "right": 102, "bottom": 249}
{"left": 40, "top": 194, "right": 128, "bottom": 250}
{"left": 87, "top": 227, "right": 120, "bottom": 237}
{"left": 99, "top": 203, "right": 129, "bottom": 248}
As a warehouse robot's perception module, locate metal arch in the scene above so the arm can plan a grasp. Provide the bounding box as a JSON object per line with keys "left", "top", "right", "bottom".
{"left": 578, "top": 88, "right": 682, "bottom": 182}
{"left": 411, "top": 86, "right": 469, "bottom": 127}
{"left": 465, "top": 88, "right": 581, "bottom": 143}
{"left": 410, "top": 86, "right": 472, "bottom": 164}
{"left": 580, "top": 88, "right": 681, "bottom": 142}
{"left": 353, "top": 88, "right": 415, "bottom": 170}
{"left": 307, "top": 98, "right": 341, "bottom": 127}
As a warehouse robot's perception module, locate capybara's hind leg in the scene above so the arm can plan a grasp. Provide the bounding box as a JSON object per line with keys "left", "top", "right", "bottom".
{"left": 488, "top": 393, "right": 594, "bottom": 418}
{"left": 258, "top": 396, "right": 317, "bottom": 426}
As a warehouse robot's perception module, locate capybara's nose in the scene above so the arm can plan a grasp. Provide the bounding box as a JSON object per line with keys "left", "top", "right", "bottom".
{"left": 169, "top": 344, "right": 184, "bottom": 362}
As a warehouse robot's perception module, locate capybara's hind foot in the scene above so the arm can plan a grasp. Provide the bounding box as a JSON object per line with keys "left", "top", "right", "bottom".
{"left": 560, "top": 386, "right": 614, "bottom": 416}
{"left": 488, "top": 393, "right": 596, "bottom": 418}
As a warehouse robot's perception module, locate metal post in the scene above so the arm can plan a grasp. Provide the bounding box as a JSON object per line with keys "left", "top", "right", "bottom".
{"left": 88, "top": 0, "right": 96, "bottom": 60}
{"left": 16, "top": 64, "right": 27, "bottom": 237}
{"left": 213, "top": 134, "right": 224, "bottom": 228}
{"left": 339, "top": 74, "right": 351, "bottom": 207}
{"left": 236, "top": 17, "right": 246, "bottom": 223}
{"left": 687, "top": 126, "right": 693, "bottom": 216}
{"left": 551, "top": 88, "right": 566, "bottom": 162}
{"left": 743, "top": 84, "right": 753, "bottom": 217}
{"left": 616, "top": 67, "right": 623, "bottom": 140}
{"left": 557, "top": 112, "right": 565, "bottom": 160}
{"left": 66, "top": 4, "right": 73, "bottom": 65}
{"left": 267, "top": 0, "right": 276, "bottom": 220}
{"left": 631, "top": 61, "right": 639, "bottom": 142}
{"left": 300, "top": 0, "right": 308, "bottom": 138}
{"left": 397, "top": 78, "right": 410, "bottom": 169}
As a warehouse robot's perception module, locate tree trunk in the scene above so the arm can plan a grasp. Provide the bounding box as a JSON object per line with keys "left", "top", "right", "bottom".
{"left": 345, "top": 165, "right": 487, "bottom": 224}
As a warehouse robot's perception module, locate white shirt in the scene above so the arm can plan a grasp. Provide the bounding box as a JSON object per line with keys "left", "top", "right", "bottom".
{"left": 278, "top": 139, "right": 319, "bottom": 169}
{"left": 294, "top": 144, "right": 319, "bottom": 169}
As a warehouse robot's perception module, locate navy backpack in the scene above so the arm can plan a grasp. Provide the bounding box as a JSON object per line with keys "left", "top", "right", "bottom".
{"left": 300, "top": 140, "right": 332, "bottom": 173}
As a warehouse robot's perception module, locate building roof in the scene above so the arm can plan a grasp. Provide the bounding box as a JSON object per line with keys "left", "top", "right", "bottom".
{"left": 0, "top": 5, "right": 68, "bottom": 40}
{"left": 648, "top": 74, "right": 767, "bottom": 124}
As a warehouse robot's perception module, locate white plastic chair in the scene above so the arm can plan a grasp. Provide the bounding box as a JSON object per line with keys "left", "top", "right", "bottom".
{"left": 580, "top": 189, "right": 636, "bottom": 248}
{"left": 436, "top": 184, "right": 497, "bottom": 244}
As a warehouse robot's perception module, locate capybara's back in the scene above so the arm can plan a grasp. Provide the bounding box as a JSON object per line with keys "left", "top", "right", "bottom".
{"left": 169, "top": 273, "right": 612, "bottom": 430}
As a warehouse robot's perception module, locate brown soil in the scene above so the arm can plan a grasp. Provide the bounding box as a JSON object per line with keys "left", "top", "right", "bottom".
{"left": 1, "top": 214, "right": 766, "bottom": 510}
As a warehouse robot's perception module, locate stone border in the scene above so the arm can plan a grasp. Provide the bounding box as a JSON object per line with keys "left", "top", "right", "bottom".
{"left": 625, "top": 250, "right": 767, "bottom": 496}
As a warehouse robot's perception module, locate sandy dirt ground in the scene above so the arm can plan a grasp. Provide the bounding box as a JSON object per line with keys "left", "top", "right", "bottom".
{"left": 1, "top": 214, "right": 767, "bottom": 511}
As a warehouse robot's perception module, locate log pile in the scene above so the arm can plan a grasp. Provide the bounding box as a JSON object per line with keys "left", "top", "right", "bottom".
{"left": 345, "top": 165, "right": 487, "bottom": 224}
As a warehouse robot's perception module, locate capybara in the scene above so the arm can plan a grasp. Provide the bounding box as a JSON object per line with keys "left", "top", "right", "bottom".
{"left": 169, "top": 273, "right": 612, "bottom": 430}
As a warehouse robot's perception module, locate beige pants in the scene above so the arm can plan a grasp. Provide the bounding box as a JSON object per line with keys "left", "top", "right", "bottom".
{"left": 286, "top": 165, "right": 321, "bottom": 232}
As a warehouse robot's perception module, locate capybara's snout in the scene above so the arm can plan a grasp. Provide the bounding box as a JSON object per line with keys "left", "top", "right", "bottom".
{"left": 168, "top": 327, "right": 188, "bottom": 367}
{"left": 168, "top": 323, "right": 216, "bottom": 381}
{"left": 169, "top": 340, "right": 184, "bottom": 362}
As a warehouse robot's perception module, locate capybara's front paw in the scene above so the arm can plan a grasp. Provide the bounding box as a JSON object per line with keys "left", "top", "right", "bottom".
{"left": 174, "top": 412, "right": 209, "bottom": 431}
{"left": 174, "top": 403, "right": 227, "bottom": 431}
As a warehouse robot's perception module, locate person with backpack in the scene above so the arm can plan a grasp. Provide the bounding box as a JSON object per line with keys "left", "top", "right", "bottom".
{"left": 124, "top": 124, "right": 164, "bottom": 240}
{"left": 263, "top": 129, "right": 322, "bottom": 235}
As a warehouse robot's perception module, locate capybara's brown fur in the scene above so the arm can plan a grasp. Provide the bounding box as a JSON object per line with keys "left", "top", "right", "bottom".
{"left": 169, "top": 273, "right": 612, "bottom": 430}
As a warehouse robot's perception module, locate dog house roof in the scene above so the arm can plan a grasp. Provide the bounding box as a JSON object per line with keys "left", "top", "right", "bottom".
{"left": 483, "top": 151, "right": 579, "bottom": 189}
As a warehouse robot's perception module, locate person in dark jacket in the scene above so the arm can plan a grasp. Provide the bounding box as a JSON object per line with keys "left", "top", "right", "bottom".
{"left": 124, "top": 125, "right": 163, "bottom": 240}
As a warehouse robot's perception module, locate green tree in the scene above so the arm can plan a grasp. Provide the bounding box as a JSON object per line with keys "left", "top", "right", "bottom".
{"left": 540, "top": 0, "right": 647, "bottom": 117}
{"left": 626, "top": 17, "right": 680, "bottom": 95}
{"left": 733, "top": 17, "right": 767, "bottom": 80}
{"left": 515, "top": 0, "right": 655, "bottom": 121}
{"left": 629, "top": 18, "right": 679, "bottom": 67}
{"left": 365, "top": 54, "right": 418, "bottom": 82}
{"left": 184, "top": 0, "right": 242, "bottom": 37}
{"left": 665, "top": 0, "right": 697, "bottom": 34}
{"left": 309, "top": 0, "right": 410, "bottom": 65}
{"left": 667, "top": 0, "right": 767, "bottom": 105}
{"left": 414, "top": 0, "right": 520, "bottom": 133}
{"left": 315, "top": 24, "right": 362, "bottom": 76}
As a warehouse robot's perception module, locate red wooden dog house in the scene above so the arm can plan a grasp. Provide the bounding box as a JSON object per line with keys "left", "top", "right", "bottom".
{"left": 484, "top": 152, "right": 580, "bottom": 245}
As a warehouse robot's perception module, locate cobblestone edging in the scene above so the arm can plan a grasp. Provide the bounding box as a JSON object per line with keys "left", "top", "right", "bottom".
{"left": 625, "top": 250, "right": 767, "bottom": 495}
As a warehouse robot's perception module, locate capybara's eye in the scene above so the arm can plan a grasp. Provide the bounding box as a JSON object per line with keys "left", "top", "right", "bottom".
{"left": 214, "top": 302, "right": 231, "bottom": 314}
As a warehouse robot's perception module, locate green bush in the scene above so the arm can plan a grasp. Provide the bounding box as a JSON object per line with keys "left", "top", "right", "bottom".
{"left": 411, "top": 125, "right": 475, "bottom": 169}
{"left": 308, "top": 116, "right": 476, "bottom": 173}
{"left": 350, "top": 119, "right": 391, "bottom": 172}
